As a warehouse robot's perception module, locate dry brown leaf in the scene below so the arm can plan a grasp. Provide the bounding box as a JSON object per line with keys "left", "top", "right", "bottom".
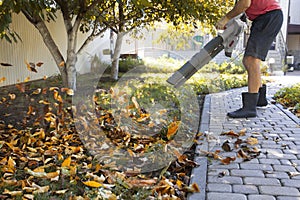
{"left": 239, "top": 128, "right": 247, "bottom": 136}
{"left": 36, "top": 62, "right": 44, "bottom": 67}
{"left": 15, "top": 83, "right": 25, "bottom": 93}
{"left": 126, "top": 179, "right": 157, "bottom": 187}
{"left": 221, "top": 130, "right": 239, "bottom": 137}
{"left": 237, "top": 149, "right": 250, "bottom": 159}
{"left": 183, "top": 183, "right": 200, "bottom": 193}
{"left": 220, "top": 156, "right": 236, "bottom": 165}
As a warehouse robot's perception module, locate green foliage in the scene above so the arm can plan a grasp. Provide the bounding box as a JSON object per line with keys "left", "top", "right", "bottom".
{"left": 274, "top": 83, "right": 300, "bottom": 109}
{"left": 119, "top": 57, "right": 144, "bottom": 72}
{"left": 200, "top": 61, "right": 246, "bottom": 75}
{"left": 143, "top": 57, "right": 185, "bottom": 73}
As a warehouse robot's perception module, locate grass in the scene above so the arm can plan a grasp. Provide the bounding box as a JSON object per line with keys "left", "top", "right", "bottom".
{"left": 0, "top": 56, "right": 250, "bottom": 200}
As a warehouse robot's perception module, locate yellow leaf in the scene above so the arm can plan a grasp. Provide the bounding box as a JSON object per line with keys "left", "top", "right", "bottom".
{"left": 247, "top": 137, "right": 258, "bottom": 145}
{"left": 167, "top": 121, "right": 180, "bottom": 140}
{"left": 46, "top": 171, "right": 60, "bottom": 179}
{"left": 59, "top": 61, "right": 65, "bottom": 67}
{"left": 0, "top": 77, "right": 6, "bottom": 83}
{"left": 0, "top": 157, "right": 7, "bottom": 165}
{"left": 82, "top": 181, "right": 103, "bottom": 188}
{"left": 61, "top": 156, "right": 71, "bottom": 168}
{"left": 7, "top": 157, "right": 15, "bottom": 170}
{"left": 32, "top": 88, "right": 41, "bottom": 95}
{"left": 24, "top": 77, "right": 30, "bottom": 82}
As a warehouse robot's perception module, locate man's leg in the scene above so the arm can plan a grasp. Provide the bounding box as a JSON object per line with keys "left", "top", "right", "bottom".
{"left": 243, "top": 55, "right": 261, "bottom": 93}
{"left": 227, "top": 55, "right": 260, "bottom": 118}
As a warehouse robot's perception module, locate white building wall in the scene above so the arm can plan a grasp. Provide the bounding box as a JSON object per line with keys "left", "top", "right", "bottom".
{"left": 289, "top": 0, "right": 300, "bottom": 25}
{"left": 0, "top": 12, "right": 111, "bottom": 87}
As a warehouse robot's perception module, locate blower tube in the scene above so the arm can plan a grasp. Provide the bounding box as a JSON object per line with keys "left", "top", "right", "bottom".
{"left": 167, "top": 36, "right": 224, "bottom": 88}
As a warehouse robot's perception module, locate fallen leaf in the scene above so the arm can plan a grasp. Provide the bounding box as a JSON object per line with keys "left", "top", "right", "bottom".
{"left": 183, "top": 183, "right": 200, "bottom": 193}
{"left": 82, "top": 181, "right": 103, "bottom": 188}
{"left": 131, "top": 96, "right": 140, "bottom": 109}
{"left": 8, "top": 93, "right": 16, "bottom": 100}
{"left": 239, "top": 128, "right": 247, "bottom": 136}
{"left": 246, "top": 137, "right": 258, "bottom": 145}
{"left": 61, "top": 156, "right": 72, "bottom": 168}
{"left": 221, "top": 140, "right": 232, "bottom": 152}
{"left": 32, "top": 185, "right": 50, "bottom": 194}
{"left": 167, "top": 121, "right": 180, "bottom": 140}
{"left": 287, "top": 171, "right": 300, "bottom": 177}
{"left": 221, "top": 130, "right": 239, "bottom": 137}
{"left": 237, "top": 149, "right": 250, "bottom": 160}
{"left": 15, "top": 83, "right": 25, "bottom": 93}
{"left": 32, "top": 88, "right": 41, "bottom": 95}
{"left": 3, "top": 189, "right": 22, "bottom": 196}
{"left": 220, "top": 156, "right": 236, "bottom": 165}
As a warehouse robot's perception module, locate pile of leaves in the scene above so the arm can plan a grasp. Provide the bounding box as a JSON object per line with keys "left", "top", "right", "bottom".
{"left": 273, "top": 83, "right": 300, "bottom": 118}
{"left": 0, "top": 77, "right": 201, "bottom": 200}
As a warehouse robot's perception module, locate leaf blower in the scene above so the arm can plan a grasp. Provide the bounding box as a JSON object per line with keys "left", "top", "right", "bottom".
{"left": 167, "top": 15, "right": 246, "bottom": 88}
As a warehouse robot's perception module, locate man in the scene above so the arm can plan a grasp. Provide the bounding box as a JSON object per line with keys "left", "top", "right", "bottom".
{"left": 216, "top": 0, "right": 283, "bottom": 118}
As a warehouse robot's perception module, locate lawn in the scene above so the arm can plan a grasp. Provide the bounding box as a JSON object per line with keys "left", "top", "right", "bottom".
{"left": 0, "top": 57, "right": 249, "bottom": 199}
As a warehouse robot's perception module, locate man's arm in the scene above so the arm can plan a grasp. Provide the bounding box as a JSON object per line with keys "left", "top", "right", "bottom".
{"left": 216, "top": 0, "right": 251, "bottom": 29}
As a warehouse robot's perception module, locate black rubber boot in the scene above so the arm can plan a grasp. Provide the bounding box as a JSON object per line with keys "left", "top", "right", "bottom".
{"left": 227, "top": 92, "right": 259, "bottom": 118}
{"left": 257, "top": 84, "right": 268, "bottom": 107}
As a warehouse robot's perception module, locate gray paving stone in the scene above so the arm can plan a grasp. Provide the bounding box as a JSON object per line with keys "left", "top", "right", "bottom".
{"left": 244, "top": 177, "right": 281, "bottom": 186}
{"left": 259, "top": 158, "right": 281, "bottom": 165}
{"left": 264, "top": 171, "right": 290, "bottom": 179}
{"left": 239, "top": 163, "right": 273, "bottom": 171}
{"left": 267, "top": 153, "right": 297, "bottom": 160}
{"left": 277, "top": 196, "right": 300, "bottom": 200}
{"left": 259, "top": 186, "right": 300, "bottom": 196}
{"left": 273, "top": 164, "right": 297, "bottom": 172}
{"left": 231, "top": 169, "right": 265, "bottom": 177}
{"left": 209, "top": 163, "right": 240, "bottom": 169}
{"left": 248, "top": 195, "right": 276, "bottom": 200}
{"left": 206, "top": 192, "right": 247, "bottom": 200}
{"left": 206, "top": 183, "right": 232, "bottom": 192}
{"left": 207, "top": 176, "right": 243, "bottom": 184}
{"left": 281, "top": 179, "right": 300, "bottom": 187}
{"left": 232, "top": 184, "right": 258, "bottom": 194}
{"left": 280, "top": 159, "right": 292, "bottom": 165}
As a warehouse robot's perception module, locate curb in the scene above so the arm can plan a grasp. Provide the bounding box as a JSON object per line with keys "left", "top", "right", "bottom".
{"left": 188, "top": 94, "right": 211, "bottom": 200}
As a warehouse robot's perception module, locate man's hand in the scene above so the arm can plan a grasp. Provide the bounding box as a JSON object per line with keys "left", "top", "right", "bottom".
{"left": 216, "top": 16, "right": 230, "bottom": 30}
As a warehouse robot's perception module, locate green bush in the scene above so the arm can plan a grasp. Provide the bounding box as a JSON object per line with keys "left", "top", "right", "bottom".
{"left": 274, "top": 83, "right": 300, "bottom": 108}
{"left": 119, "top": 57, "right": 144, "bottom": 72}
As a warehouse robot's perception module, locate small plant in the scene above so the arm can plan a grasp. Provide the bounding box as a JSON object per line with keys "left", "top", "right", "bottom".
{"left": 274, "top": 83, "right": 300, "bottom": 117}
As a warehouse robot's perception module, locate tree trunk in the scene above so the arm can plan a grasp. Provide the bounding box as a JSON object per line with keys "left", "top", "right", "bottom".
{"left": 111, "top": 32, "right": 125, "bottom": 80}
{"left": 33, "top": 20, "right": 68, "bottom": 87}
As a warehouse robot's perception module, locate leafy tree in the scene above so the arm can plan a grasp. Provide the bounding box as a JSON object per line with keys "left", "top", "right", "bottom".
{"left": 0, "top": 0, "right": 233, "bottom": 89}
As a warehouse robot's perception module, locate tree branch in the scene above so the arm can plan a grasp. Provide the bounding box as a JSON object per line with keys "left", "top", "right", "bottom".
{"left": 77, "top": 24, "right": 108, "bottom": 54}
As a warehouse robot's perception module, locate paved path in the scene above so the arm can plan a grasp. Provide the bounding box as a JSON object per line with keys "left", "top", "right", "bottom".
{"left": 189, "top": 74, "right": 300, "bottom": 200}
